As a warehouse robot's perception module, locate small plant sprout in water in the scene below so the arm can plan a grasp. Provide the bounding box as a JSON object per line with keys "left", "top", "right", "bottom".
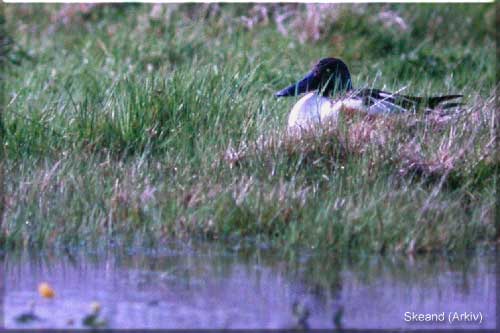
{"left": 38, "top": 282, "right": 55, "bottom": 299}
{"left": 333, "top": 305, "right": 344, "bottom": 330}
{"left": 292, "top": 301, "right": 310, "bottom": 329}
{"left": 14, "top": 301, "right": 40, "bottom": 324}
{"left": 82, "top": 301, "right": 107, "bottom": 328}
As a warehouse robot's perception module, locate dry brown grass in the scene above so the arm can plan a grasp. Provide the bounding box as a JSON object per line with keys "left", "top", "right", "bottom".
{"left": 223, "top": 92, "right": 497, "bottom": 185}
{"left": 44, "top": 4, "right": 402, "bottom": 44}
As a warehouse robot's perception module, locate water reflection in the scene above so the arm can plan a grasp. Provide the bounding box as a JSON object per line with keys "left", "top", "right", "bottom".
{"left": 2, "top": 244, "right": 496, "bottom": 329}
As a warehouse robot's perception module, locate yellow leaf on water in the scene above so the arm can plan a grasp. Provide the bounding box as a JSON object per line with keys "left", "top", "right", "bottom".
{"left": 38, "top": 282, "right": 55, "bottom": 299}
{"left": 90, "top": 301, "right": 101, "bottom": 314}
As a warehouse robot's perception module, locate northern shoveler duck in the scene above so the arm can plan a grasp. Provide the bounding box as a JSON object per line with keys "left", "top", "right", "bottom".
{"left": 276, "top": 58, "right": 462, "bottom": 132}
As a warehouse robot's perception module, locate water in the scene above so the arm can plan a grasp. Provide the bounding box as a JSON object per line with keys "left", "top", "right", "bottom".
{"left": 1, "top": 244, "right": 496, "bottom": 329}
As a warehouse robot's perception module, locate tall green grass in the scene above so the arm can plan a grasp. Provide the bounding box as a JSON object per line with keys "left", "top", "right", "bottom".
{"left": 1, "top": 4, "right": 497, "bottom": 252}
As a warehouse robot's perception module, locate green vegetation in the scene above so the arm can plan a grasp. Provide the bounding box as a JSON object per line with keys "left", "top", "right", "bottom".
{"left": 1, "top": 4, "right": 497, "bottom": 253}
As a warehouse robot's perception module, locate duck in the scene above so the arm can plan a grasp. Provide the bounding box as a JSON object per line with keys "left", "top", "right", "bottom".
{"left": 275, "top": 58, "right": 462, "bottom": 132}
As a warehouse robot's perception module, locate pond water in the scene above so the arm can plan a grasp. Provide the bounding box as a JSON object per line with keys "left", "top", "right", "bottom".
{"left": 1, "top": 244, "right": 496, "bottom": 329}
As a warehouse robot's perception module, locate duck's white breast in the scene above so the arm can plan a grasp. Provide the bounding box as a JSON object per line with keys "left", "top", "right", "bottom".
{"left": 287, "top": 93, "right": 342, "bottom": 131}
{"left": 287, "top": 93, "right": 321, "bottom": 130}
{"left": 287, "top": 93, "right": 407, "bottom": 133}
{"left": 287, "top": 93, "right": 372, "bottom": 132}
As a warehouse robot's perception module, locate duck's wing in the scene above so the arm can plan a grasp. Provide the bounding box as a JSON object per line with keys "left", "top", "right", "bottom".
{"left": 356, "top": 89, "right": 463, "bottom": 111}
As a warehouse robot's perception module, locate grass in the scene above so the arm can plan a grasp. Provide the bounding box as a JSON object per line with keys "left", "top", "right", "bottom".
{"left": 1, "top": 4, "right": 497, "bottom": 253}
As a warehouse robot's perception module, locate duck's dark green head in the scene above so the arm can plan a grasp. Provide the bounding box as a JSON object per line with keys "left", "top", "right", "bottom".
{"left": 275, "top": 58, "right": 353, "bottom": 97}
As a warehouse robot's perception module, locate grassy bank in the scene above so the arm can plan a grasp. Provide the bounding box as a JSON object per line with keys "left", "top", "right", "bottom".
{"left": 1, "top": 4, "right": 497, "bottom": 252}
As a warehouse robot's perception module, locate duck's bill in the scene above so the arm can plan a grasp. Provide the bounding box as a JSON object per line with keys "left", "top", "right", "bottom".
{"left": 275, "top": 71, "right": 317, "bottom": 97}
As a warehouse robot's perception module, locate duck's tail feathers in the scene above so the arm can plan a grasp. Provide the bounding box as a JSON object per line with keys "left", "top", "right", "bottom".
{"left": 387, "top": 93, "right": 463, "bottom": 110}
{"left": 422, "top": 95, "right": 463, "bottom": 109}
{"left": 436, "top": 101, "right": 465, "bottom": 110}
{"left": 357, "top": 89, "right": 463, "bottom": 111}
